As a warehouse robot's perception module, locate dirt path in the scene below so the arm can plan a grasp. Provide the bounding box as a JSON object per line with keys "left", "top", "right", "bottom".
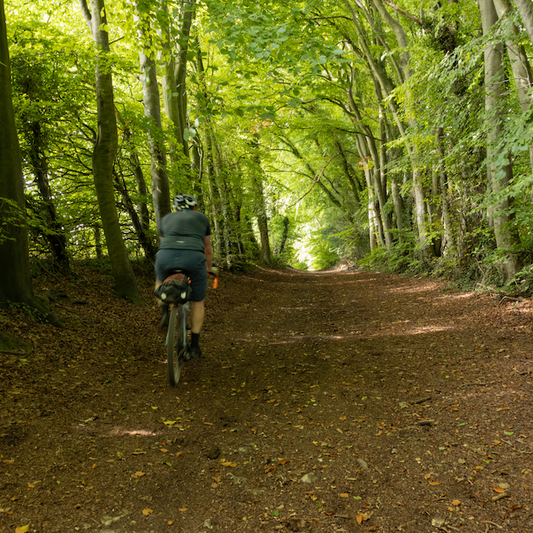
{"left": 1, "top": 266, "right": 533, "bottom": 533}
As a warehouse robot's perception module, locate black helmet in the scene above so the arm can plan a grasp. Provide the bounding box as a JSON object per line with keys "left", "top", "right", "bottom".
{"left": 173, "top": 193, "right": 198, "bottom": 211}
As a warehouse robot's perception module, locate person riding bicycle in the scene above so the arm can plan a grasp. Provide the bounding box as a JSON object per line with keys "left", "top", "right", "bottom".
{"left": 155, "top": 193, "right": 215, "bottom": 359}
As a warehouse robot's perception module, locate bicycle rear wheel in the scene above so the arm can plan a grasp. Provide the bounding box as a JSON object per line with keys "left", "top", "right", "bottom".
{"left": 167, "top": 305, "right": 185, "bottom": 386}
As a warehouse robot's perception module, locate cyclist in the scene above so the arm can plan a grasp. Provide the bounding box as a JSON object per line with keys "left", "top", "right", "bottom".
{"left": 154, "top": 193, "right": 215, "bottom": 359}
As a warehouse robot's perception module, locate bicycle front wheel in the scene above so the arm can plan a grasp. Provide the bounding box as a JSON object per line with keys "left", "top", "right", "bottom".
{"left": 167, "top": 305, "right": 185, "bottom": 386}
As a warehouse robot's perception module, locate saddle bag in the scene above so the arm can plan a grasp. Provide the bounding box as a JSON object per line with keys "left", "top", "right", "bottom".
{"left": 154, "top": 273, "right": 192, "bottom": 305}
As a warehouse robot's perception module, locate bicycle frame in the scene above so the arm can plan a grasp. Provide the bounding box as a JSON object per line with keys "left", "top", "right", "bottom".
{"left": 163, "top": 270, "right": 217, "bottom": 387}
{"left": 165, "top": 300, "right": 190, "bottom": 351}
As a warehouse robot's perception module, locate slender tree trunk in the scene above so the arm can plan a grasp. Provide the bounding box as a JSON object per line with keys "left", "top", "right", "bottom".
{"left": 362, "top": 0, "right": 435, "bottom": 258}
{"left": 479, "top": 0, "right": 520, "bottom": 281}
{"left": 122, "top": 127, "right": 150, "bottom": 232}
{"left": 377, "top": 103, "right": 393, "bottom": 249}
{"left": 0, "top": 0, "right": 59, "bottom": 323}
{"left": 492, "top": 0, "right": 533, "bottom": 199}
{"left": 353, "top": 134, "right": 378, "bottom": 250}
{"left": 79, "top": 0, "right": 141, "bottom": 304}
{"left": 113, "top": 169, "right": 157, "bottom": 262}
{"left": 367, "top": 185, "right": 379, "bottom": 250}
{"left": 233, "top": 205, "right": 246, "bottom": 257}
{"left": 278, "top": 216, "right": 289, "bottom": 256}
{"left": 193, "top": 44, "right": 241, "bottom": 265}
{"left": 23, "top": 120, "right": 70, "bottom": 272}
{"left": 209, "top": 128, "right": 233, "bottom": 261}
{"left": 160, "top": 0, "right": 195, "bottom": 161}
{"left": 346, "top": 66, "right": 390, "bottom": 249}
{"left": 137, "top": 13, "right": 171, "bottom": 233}
{"left": 250, "top": 136, "right": 271, "bottom": 265}
{"left": 436, "top": 127, "right": 454, "bottom": 254}
{"left": 514, "top": 0, "right": 533, "bottom": 46}
{"left": 94, "top": 224, "right": 103, "bottom": 260}
{"left": 255, "top": 181, "right": 272, "bottom": 266}
{"left": 202, "top": 127, "right": 222, "bottom": 263}
{"left": 390, "top": 175, "right": 404, "bottom": 241}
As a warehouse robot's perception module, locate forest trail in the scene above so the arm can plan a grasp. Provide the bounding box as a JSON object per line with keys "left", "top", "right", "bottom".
{"left": 1, "top": 266, "right": 533, "bottom": 533}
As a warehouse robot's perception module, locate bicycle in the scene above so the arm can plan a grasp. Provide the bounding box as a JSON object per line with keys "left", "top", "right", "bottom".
{"left": 161, "top": 269, "right": 218, "bottom": 387}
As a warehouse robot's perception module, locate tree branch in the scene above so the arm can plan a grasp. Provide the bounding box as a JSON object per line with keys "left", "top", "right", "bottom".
{"left": 289, "top": 153, "right": 343, "bottom": 208}
{"left": 382, "top": 0, "right": 424, "bottom": 26}
{"left": 78, "top": 0, "right": 93, "bottom": 33}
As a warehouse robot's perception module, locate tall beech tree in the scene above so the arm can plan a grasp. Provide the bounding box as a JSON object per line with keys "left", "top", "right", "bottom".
{"left": 79, "top": 0, "right": 141, "bottom": 303}
{"left": 160, "top": 0, "right": 196, "bottom": 165}
{"left": 479, "top": 0, "right": 521, "bottom": 281}
{"left": 0, "top": 0, "right": 58, "bottom": 322}
{"left": 136, "top": 1, "right": 171, "bottom": 233}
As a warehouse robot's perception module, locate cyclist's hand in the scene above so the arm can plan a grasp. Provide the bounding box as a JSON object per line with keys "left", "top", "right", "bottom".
{"left": 209, "top": 266, "right": 219, "bottom": 276}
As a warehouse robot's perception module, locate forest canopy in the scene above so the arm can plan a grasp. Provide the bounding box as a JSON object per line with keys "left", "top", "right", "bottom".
{"left": 2, "top": 0, "right": 533, "bottom": 302}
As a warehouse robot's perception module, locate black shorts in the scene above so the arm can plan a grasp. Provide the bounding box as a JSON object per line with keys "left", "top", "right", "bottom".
{"left": 155, "top": 249, "right": 207, "bottom": 301}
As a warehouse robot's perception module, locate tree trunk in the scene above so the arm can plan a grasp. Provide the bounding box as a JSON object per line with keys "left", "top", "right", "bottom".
{"left": 367, "top": 186, "right": 378, "bottom": 250}
{"left": 377, "top": 102, "right": 393, "bottom": 249}
{"left": 202, "top": 127, "right": 223, "bottom": 263}
{"left": 113, "top": 170, "right": 157, "bottom": 262}
{"left": 250, "top": 136, "right": 271, "bottom": 266}
{"left": 23, "top": 119, "right": 70, "bottom": 272}
{"left": 278, "top": 216, "right": 290, "bottom": 256}
{"left": 137, "top": 13, "right": 171, "bottom": 233}
{"left": 122, "top": 126, "right": 150, "bottom": 232}
{"left": 390, "top": 175, "right": 404, "bottom": 241}
{"left": 514, "top": 0, "right": 533, "bottom": 46}
{"left": 479, "top": 0, "right": 520, "bottom": 281}
{"left": 0, "top": 0, "right": 59, "bottom": 323}
{"left": 160, "top": 0, "right": 195, "bottom": 161}
{"left": 254, "top": 178, "right": 272, "bottom": 266}
{"left": 364, "top": 0, "right": 435, "bottom": 258}
{"left": 79, "top": 0, "right": 141, "bottom": 304}
{"left": 492, "top": 0, "right": 533, "bottom": 200}
{"left": 436, "top": 127, "right": 454, "bottom": 255}
{"left": 209, "top": 128, "right": 243, "bottom": 266}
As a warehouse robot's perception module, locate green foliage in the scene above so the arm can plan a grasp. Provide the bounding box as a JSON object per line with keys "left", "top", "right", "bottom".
{"left": 4, "top": 0, "right": 533, "bottom": 290}
{"left": 301, "top": 229, "right": 339, "bottom": 271}
{"left": 359, "top": 238, "right": 427, "bottom": 276}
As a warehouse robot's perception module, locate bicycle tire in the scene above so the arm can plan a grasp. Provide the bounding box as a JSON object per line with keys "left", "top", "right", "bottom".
{"left": 167, "top": 305, "right": 185, "bottom": 386}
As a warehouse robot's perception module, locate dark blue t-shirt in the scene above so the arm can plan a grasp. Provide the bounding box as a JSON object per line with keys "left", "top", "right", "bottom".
{"left": 159, "top": 210, "right": 211, "bottom": 251}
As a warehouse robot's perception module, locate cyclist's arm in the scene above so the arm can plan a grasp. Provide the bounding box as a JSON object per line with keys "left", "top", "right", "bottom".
{"left": 204, "top": 235, "right": 213, "bottom": 272}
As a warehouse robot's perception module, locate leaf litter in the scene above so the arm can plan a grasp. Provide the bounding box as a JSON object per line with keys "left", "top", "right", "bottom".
{"left": 1, "top": 264, "right": 533, "bottom": 531}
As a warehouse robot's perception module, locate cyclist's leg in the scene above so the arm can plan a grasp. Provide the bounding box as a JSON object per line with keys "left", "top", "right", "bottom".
{"left": 183, "top": 251, "right": 207, "bottom": 357}
{"left": 190, "top": 300, "right": 205, "bottom": 334}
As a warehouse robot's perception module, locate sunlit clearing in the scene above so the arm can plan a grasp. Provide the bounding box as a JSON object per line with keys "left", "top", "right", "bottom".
{"left": 293, "top": 236, "right": 313, "bottom": 271}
